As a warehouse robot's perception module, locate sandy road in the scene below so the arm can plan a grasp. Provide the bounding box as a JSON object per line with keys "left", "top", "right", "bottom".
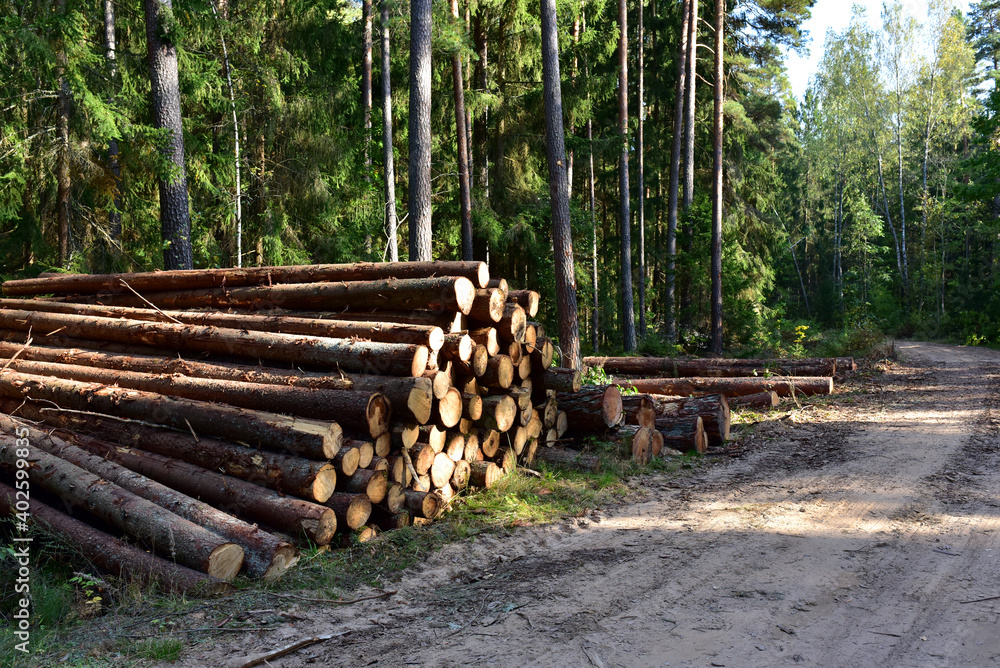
{"left": 185, "top": 342, "right": 1000, "bottom": 668}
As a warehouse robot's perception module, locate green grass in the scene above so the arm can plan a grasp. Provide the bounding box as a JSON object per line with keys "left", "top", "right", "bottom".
{"left": 0, "top": 454, "right": 704, "bottom": 666}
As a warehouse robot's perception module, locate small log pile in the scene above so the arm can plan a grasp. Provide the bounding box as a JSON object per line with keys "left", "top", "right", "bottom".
{"left": 579, "top": 354, "right": 852, "bottom": 460}
{"left": 0, "top": 262, "right": 564, "bottom": 593}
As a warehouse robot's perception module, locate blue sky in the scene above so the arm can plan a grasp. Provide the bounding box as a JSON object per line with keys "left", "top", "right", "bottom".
{"left": 782, "top": 0, "right": 973, "bottom": 100}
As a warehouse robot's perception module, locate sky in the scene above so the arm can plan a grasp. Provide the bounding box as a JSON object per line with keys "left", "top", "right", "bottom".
{"left": 782, "top": 0, "right": 973, "bottom": 101}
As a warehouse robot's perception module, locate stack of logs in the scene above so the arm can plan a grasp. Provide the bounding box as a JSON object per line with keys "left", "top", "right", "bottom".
{"left": 0, "top": 261, "right": 577, "bottom": 595}
{"left": 547, "top": 355, "right": 850, "bottom": 467}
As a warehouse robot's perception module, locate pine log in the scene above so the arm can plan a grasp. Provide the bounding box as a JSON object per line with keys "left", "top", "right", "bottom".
{"left": 558, "top": 386, "right": 624, "bottom": 431}
{"left": 486, "top": 277, "right": 509, "bottom": 297}
{"left": 583, "top": 356, "right": 838, "bottom": 377}
{"left": 479, "top": 394, "right": 517, "bottom": 433}
{"left": 469, "top": 327, "right": 500, "bottom": 356}
{"left": 3, "top": 261, "right": 490, "bottom": 296}
{"left": 333, "top": 444, "right": 361, "bottom": 477}
{"left": 507, "top": 290, "right": 540, "bottom": 317}
{"left": 408, "top": 442, "right": 437, "bottom": 475}
{"left": 517, "top": 356, "right": 531, "bottom": 381}
{"left": 540, "top": 397, "right": 558, "bottom": 429}
{"left": 629, "top": 426, "right": 654, "bottom": 465}
{"left": 463, "top": 431, "right": 480, "bottom": 461}
{"left": 323, "top": 493, "right": 373, "bottom": 530}
{"left": 463, "top": 393, "right": 484, "bottom": 421}
{"left": 488, "top": 303, "right": 527, "bottom": 343}
{"left": 526, "top": 411, "right": 543, "bottom": 440}
{"left": 0, "top": 370, "right": 342, "bottom": 460}
{"left": 620, "top": 395, "right": 657, "bottom": 429}
{"left": 0, "top": 434, "right": 244, "bottom": 580}
{"left": 0, "top": 298, "right": 447, "bottom": 350}
{"left": 468, "top": 461, "right": 501, "bottom": 488}
{"left": 369, "top": 506, "right": 410, "bottom": 530}
{"left": 555, "top": 411, "right": 569, "bottom": 438}
{"left": 729, "top": 390, "right": 780, "bottom": 409}
{"left": 0, "top": 309, "right": 430, "bottom": 377}
{"left": 650, "top": 430, "right": 664, "bottom": 456}
{"left": 534, "top": 367, "right": 582, "bottom": 394}
{"left": 411, "top": 474, "right": 431, "bottom": 492}
{"left": 657, "top": 416, "right": 707, "bottom": 454}
{"left": 392, "top": 423, "right": 421, "bottom": 451}
{"left": 508, "top": 341, "right": 523, "bottom": 365}
{"left": 468, "top": 288, "right": 505, "bottom": 322}
{"left": 535, "top": 447, "right": 601, "bottom": 472}
{"left": 439, "top": 333, "right": 474, "bottom": 365}
{"left": 385, "top": 456, "right": 411, "bottom": 486}
{"left": 835, "top": 357, "right": 857, "bottom": 372}
{"left": 433, "top": 387, "right": 464, "bottom": 429}
{"left": 351, "top": 375, "right": 432, "bottom": 426}
{"left": 496, "top": 446, "right": 517, "bottom": 474}
{"left": 355, "top": 440, "right": 375, "bottom": 468}
{"left": 445, "top": 433, "right": 466, "bottom": 462}
{"left": 313, "top": 309, "right": 465, "bottom": 333}
{"left": 0, "top": 397, "right": 337, "bottom": 502}
{"left": 479, "top": 354, "right": 514, "bottom": 389}
{"left": 651, "top": 393, "right": 731, "bottom": 445}
{"left": 528, "top": 337, "right": 555, "bottom": 371}
{"left": 55, "top": 276, "right": 477, "bottom": 315}
{"left": 451, "top": 460, "right": 471, "bottom": 490}
{"left": 9, "top": 418, "right": 296, "bottom": 580}
{"left": 403, "top": 489, "right": 441, "bottom": 519}
{"left": 65, "top": 438, "right": 338, "bottom": 544}
{"left": 339, "top": 468, "right": 389, "bottom": 504}
{"left": 368, "top": 454, "right": 389, "bottom": 472}
{"left": 436, "top": 483, "right": 456, "bottom": 505}
{"left": 523, "top": 324, "right": 537, "bottom": 347}
{"left": 0, "top": 356, "right": 390, "bottom": 437}
{"left": 620, "top": 376, "right": 833, "bottom": 397}
{"left": 383, "top": 483, "right": 406, "bottom": 513}
{"left": 430, "top": 452, "right": 457, "bottom": 488}
{"left": 0, "top": 481, "right": 233, "bottom": 596}
{"left": 509, "top": 426, "right": 528, "bottom": 456}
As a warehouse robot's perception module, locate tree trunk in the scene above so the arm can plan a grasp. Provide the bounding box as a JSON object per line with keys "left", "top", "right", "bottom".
{"left": 618, "top": 0, "right": 635, "bottom": 352}
{"left": 451, "top": 0, "right": 473, "bottom": 261}
{"left": 656, "top": 415, "right": 706, "bottom": 453}
{"left": 340, "top": 468, "right": 389, "bottom": 504}
{"left": 0, "top": 433, "right": 243, "bottom": 580}
{"left": 680, "top": 0, "right": 699, "bottom": 318}
{"left": 209, "top": 0, "right": 242, "bottom": 267}
{"left": 408, "top": 0, "right": 433, "bottom": 261}
{"left": 0, "top": 370, "right": 342, "bottom": 459}
{"left": 8, "top": 417, "right": 297, "bottom": 581}
{"left": 326, "top": 492, "right": 373, "bottom": 529}
{"left": 381, "top": 0, "right": 399, "bottom": 260}
{"left": 0, "top": 308, "right": 432, "bottom": 377}
{"left": 582, "top": 356, "right": 837, "bottom": 377}
{"left": 557, "top": 386, "right": 623, "bottom": 431}
{"left": 589, "top": 115, "right": 599, "bottom": 353}
{"left": 0, "top": 481, "right": 232, "bottom": 596}
{"left": 2, "top": 260, "right": 490, "bottom": 295}
{"left": 728, "top": 391, "right": 779, "bottom": 409}
{"left": 472, "top": 5, "right": 489, "bottom": 215}
{"left": 362, "top": 0, "right": 373, "bottom": 170}
{"left": 665, "top": 0, "right": 691, "bottom": 342}
{"left": 0, "top": 396, "right": 338, "bottom": 502}
{"left": 709, "top": 0, "right": 724, "bottom": 355}
{"left": 103, "top": 0, "right": 123, "bottom": 242}
{"left": 649, "top": 393, "right": 729, "bottom": 445}
{"left": 636, "top": 0, "right": 646, "bottom": 339}
{"left": 144, "top": 0, "right": 193, "bottom": 269}
{"left": 535, "top": 447, "right": 600, "bottom": 471}
{"left": 540, "top": 0, "right": 582, "bottom": 370}
{"left": 619, "top": 376, "right": 833, "bottom": 397}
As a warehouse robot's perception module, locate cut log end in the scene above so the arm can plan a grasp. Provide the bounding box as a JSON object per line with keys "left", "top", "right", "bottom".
{"left": 206, "top": 544, "right": 245, "bottom": 582}
{"left": 454, "top": 277, "right": 477, "bottom": 315}
{"left": 262, "top": 545, "right": 300, "bottom": 582}
{"left": 312, "top": 465, "right": 338, "bottom": 503}
{"left": 410, "top": 346, "right": 430, "bottom": 377}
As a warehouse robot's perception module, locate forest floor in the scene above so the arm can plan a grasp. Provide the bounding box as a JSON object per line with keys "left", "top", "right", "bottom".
{"left": 164, "top": 341, "right": 1000, "bottom": 668}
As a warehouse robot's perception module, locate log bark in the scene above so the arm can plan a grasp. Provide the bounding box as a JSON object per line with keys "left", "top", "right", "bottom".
{"left": 64, "top": 437, "right": 338, "bottom": 544}
{"left": 451, "top": 459, "right": 471, "bottom": 489}
{"left": 0, "top": 434, "right": 243, "bottom": 580}
{"left": 835, "top": 357, "right": 857, "bottom": 372}
{"left": 535, "top": 447, "right": 600, "bottom": 472}
{"left": 3, "top": 261, "right": 490, "bottom": 296}
{"left": 325, "top": 493, "right": 372, "bottom": 530}
{"left": 312, "top": 309, "right": 465, "bottom": 333}
{"left": 583, "top": 356, "right": 838, "bottom": 377}
{"left": 650, "top": 393, "right": 730, "bottom": 445}
{"left": 403, "top": 489, "right": 441, "bottom": 518}
{"left": 9, "top": 418, "right": 296, "bottom": 580}
{"left": 339, "top": 468, "right": 388, "bottom": 504}
{"left": 534, "top": 367, "right": 582, "bottom": 394}
{"left": 468, "top": 461, "right": 501, "bottom": 488}
{"left": 479, "top": 394, "right": 517, "bottom": 433}
{"left": 469, "top": 327, "right": 500, "bottom": 355}
{"left": 0, "top": 370, "right": 342, "bottom": 459}
{"left": 0, "top": 481, "right": 233, "bottom": 596}
{"left": 439, "top": 333, "right": 474, "bottom": 364}
{"left": 657, "top": 416, "right": 706, "bottom": 454}
{"left": 507, "top": 290, "right": 539, "bottom": 317}
{"left": 370, "top": 506, "right": 410, "bottom": 530}
{"left": 621, "top": 376, "right": 833, "bottom": 398}
{"left": 479, "top": 355, "right": 514, "bottom": 389}
{"left": 558, "top": 386, "right": 623, "bottom": 431}
{"left": 728, "top": 391, "right": 779, "bottom": 409}
{"left": 621, "top": 395, "right": 657, "bottom": 429}
{"left": 491, "top": 303, "right": 527, "bottom": 343}
{"left": 0, "top": 356, "right": 390, "bottom": 437}
{"left": 0, "top": 397, "right": 337, "bottom": 502}
{"left": 0, "top": 299, "right": 446, "bottom": 350}
{"left": 468, "top": 288, "right": 505, "bottom": 322}
{"left": 0, "top": 309, "right": 430, "bottom": 377}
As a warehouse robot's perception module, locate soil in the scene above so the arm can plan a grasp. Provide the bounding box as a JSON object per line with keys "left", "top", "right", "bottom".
{"left": 171, "top": 341, "right": 1000, "bottom": 668}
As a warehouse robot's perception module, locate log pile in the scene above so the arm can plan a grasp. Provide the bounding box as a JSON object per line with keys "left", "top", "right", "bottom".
{"left": 0, "top": 262, "right": 566, "bottom": 593}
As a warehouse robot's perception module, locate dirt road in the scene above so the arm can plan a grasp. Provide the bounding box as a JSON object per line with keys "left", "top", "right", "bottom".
{"left": 186, "top": 342, "right": 1000, "bottom": 668}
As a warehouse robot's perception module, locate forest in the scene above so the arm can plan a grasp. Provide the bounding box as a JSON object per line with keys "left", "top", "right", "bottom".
{"left": 1, "top": 0, "right": 998, "bottom": 357}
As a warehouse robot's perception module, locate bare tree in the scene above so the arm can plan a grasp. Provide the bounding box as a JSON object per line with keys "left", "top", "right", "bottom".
{"left": 618, "top": 0, "right": 636, "bottom": 352}
{"left": 144, "top": 0, "right": 194, "bottom": 270}
{"left": 381, "top": 0, "right": 398, "bottom": 261}
{"left": 408, "top": 0, "right": 433, "bottom": 260}
{"left": 540, "top": 0, "right": 581, "bottom": 369}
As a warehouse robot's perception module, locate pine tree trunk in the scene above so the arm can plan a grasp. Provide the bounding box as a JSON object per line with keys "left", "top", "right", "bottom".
{"left": 103, "top": 0, "right": 123, "bottom": 242}
{"left": 665, "top": 0, "right": 690, "bottom": 342}
{"left": 472, "top": 6, "right": 489, "bottom": 213}
{"left": 540, "top": 0, "right": 581, "bottom": 370}
{"left": 210, "top": 0, "right": 242, "bottom": 267}
{"left": 680, "top": 0, "right": 699, "bottom": 320}
{"left": 57, "top": 0, "right": 71, "bottom": 265}
{"left": 451, "top": 0, "right": 473, "bottom": 261}
{"left": 381, "top": 0, "right": 398, "bottom": 261}
{"left": 618, "top": 0, "right": 635, "bottom": 352}
{"left": 144, "top": 0, "right": 193, "bottom": 270}
{"left": 362, "top": 0, "right": 373, "bottom": 170}
{"left": 636, "top": 0, "right": 646, "bottom": 339}
{"left": 709, "top": 0, "right": 724, "bottom": 355}
{"left": 588, "top": 115, "right": 598, "bottom": 353}
{"left": 408, "top": 0, "right": 433, "bottom": 261}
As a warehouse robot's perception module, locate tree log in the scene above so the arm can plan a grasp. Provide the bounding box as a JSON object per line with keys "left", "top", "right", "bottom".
{"left": 333, "top": 444, "right": 360, "bottom": 477}
{"left": 433, "top": 387, "right": 464, "bottom": 429}
{"left": 558, "top": 386, "right": 623, "bottom": 431}
{"left": 64, "top": 438, "right": 338, "bottom": 544}
{"left": 339, "top": 468, "right": 388, "bottom": 504}
{"left": 534, "top": 367, "right": 582, "bottom": 394}
{"left": 835, "top": 357, "right": 857, "bottom": 372}
{"left": 445, "top": 433, "right": 466, "bottom": 462}
{"left": 451, "top": 460, "right": 471, "bottom": 490}
{"left": 629, "top": 426, "right": 654, "bottom": 465}
{"left": 583, "top": 356, "right": 838, "bottom": 377}
{"left": 0, "top": 434, "right": 244, "bottom": 580}
{"left": 439, "top": 333, "right": 474, "bottom": 364}
{"left": 0, "top": 356, "right": 390, "bottom": 437}
{"left": 0, "top": 309, "right": 430, "bottom": 377}
{"left": 403, "top": 489, "right": 441, "bottom": 518}
{"left": 468, "top": 461, "right": 501, "bottom": 488}
{"left": 620, "top": 395, "right": 657, "bottom": 429}
{"left": 620, "top": 376, "right": 833, "bottom": 397}
{"left": 0, "top": 397, "right": 337, "bottom": 502}
{"left": 468, "top": 288, "right": 505, "bottom": 322}
{"left": 370, "top": 506, "right": 410, "bottom": 530}
{"left": 479, "top": 395, "right": 517, "bottom": 433}
{"left": 7, "top": 418, "right": 296, "bottom": 580}
{"left": 657, "top": 416, "right": 707, "bottom": 454}
{"left": 728, "top": 391, "right": 780, "bottom": 409}
{"left": 535, "top": 447, "right": 601, "bottom": 472}
{"left": 383, "top": 483, "right": 406, "bottom": 513}
{"left": 469, "top": 327, "right": 500, "bottom": 355}
{"left": 0, "top": 370, "right": 342, "bottom": 459}
{"left": 0, "top": 481, "right": 233, "bottom": 596}
{"left": 323, "top": 493, "right": 373, "bottom": 530}
{"left": 310, "top": 309, "right": 465, "bottom": 333}
{"left": 430, "top": 452, "right": 457, "bottom": 488}
{"left": 650, "top": 393, "right": 730, "bottom": 445}
{"left": 507, "top": 290, "right": 540, "bottom": 317}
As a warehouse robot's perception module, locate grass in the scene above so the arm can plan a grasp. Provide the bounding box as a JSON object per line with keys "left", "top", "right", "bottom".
{"left": 0, "top": 453, "right": 703, "bottom": 667}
